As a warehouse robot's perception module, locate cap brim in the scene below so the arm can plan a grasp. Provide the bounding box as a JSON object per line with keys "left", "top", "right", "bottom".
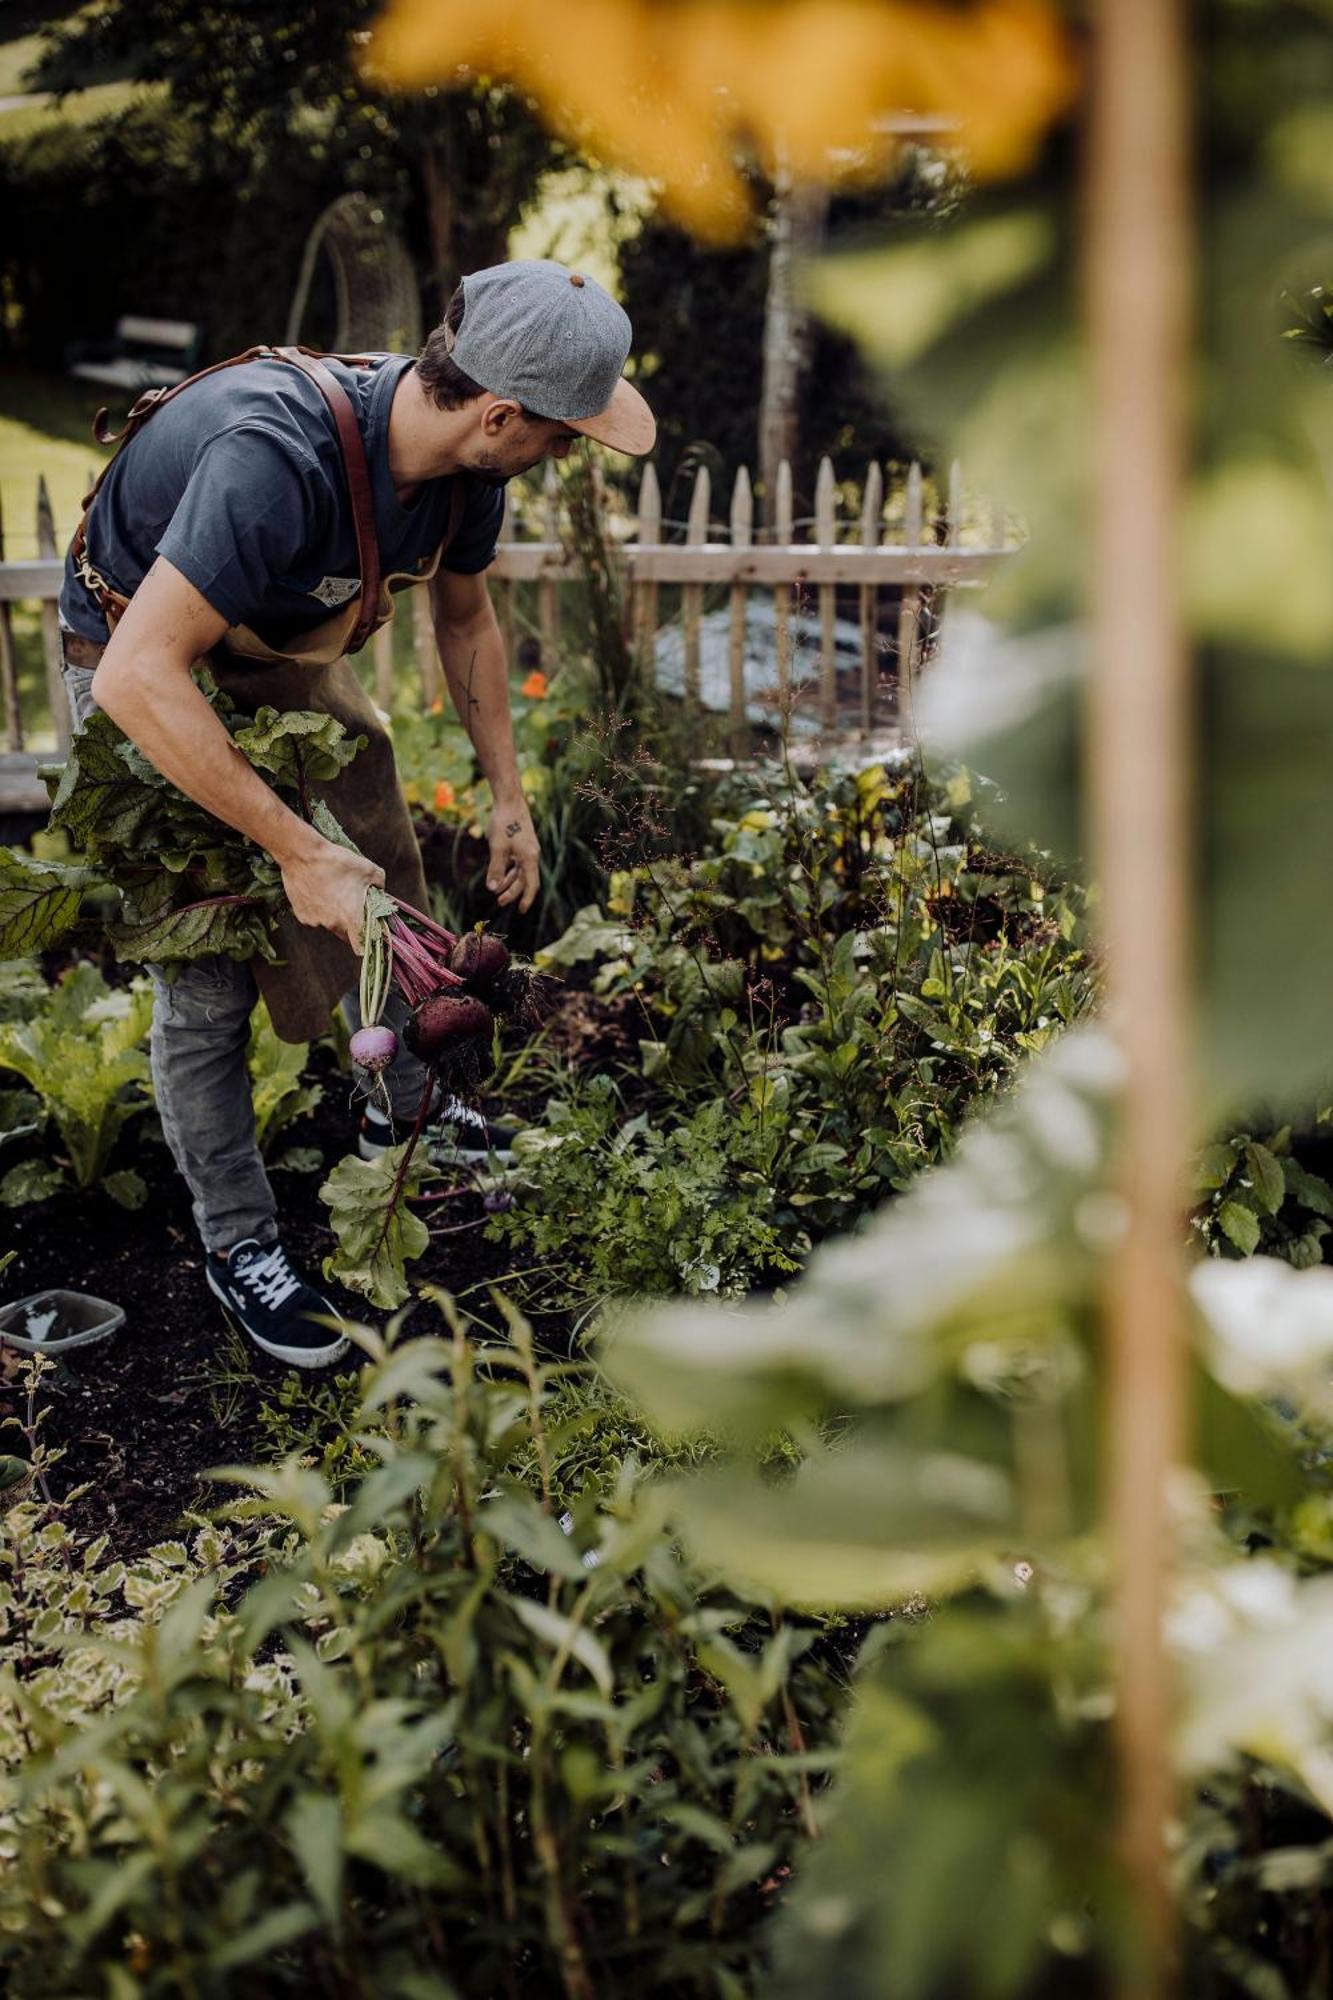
{"left": 566, "top": 375, "right": 657, "bottom": 457}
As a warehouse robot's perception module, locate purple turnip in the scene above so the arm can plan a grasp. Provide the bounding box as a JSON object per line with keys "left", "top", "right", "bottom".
{"left": 349, "top": 1024, "right": 399, "bottom": 1074}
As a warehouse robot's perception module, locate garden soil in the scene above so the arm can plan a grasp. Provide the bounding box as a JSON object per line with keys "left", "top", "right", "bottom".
{"left": 1, "top": 1043, "right": 581, "bottom": 1555}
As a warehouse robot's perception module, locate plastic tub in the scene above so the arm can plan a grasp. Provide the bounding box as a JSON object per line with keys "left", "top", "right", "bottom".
{"left": 0, "top": 1290, "right": 124, "bottom": 1354}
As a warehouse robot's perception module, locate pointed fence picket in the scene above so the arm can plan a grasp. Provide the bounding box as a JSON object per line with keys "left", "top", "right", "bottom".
{"left": 0, "top": 455, "right": 1019, "bottom": 803}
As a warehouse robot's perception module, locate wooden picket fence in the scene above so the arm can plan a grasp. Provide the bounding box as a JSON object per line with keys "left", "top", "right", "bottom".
{"left": 0, "top": 456, "right": 1017, "bottom": 810}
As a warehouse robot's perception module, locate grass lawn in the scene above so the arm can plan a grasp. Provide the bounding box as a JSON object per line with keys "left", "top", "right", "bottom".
{"left": 0, "top": 366, "right": 109, "bottom": 558}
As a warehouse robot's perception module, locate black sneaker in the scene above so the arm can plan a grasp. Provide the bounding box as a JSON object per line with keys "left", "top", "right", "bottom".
{"left": 358, "top": 1096, "right": 520, "bottom": 1168}
{"left": 206, "top": 1238, "right": 350, "bottom": 1369}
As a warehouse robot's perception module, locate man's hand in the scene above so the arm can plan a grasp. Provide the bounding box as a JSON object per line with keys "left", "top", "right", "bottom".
{"left": 486, "top": 799, "right": 541, "bottom": 913}
{"left": 277, "top": 829, "right": 385, "bottom": 952}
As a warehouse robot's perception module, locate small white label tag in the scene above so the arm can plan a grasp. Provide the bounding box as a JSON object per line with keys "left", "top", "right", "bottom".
{"left": 310, "top": 575, "right": 360, "bottom": 608}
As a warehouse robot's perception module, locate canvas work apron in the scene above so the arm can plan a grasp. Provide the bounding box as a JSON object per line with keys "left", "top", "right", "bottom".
{"left": 70, "top": 346, "right": 465, "bottom": 1042}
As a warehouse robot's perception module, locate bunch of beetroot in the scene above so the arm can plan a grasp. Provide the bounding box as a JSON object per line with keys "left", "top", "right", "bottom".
{"left": 349, "top": 886, "right": 548, "bottom": 1104}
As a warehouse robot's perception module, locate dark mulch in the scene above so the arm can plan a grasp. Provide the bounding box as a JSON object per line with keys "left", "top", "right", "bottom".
{"left": 1, "top": 1048, "right": 571, "bottom": 1555}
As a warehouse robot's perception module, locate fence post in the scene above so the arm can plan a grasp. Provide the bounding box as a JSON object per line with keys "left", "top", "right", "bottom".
{"left": 815, "top": 455, "right": 837, "bottom": 732}
{"left": 35, "top": 476, "right": 69, "bottom": 754}
{"left": 635, "top": 460, "right": 661, "bottom": 678}
{"left": 0, "top": 491, "right": 22, "bottom": 754}
{"left": 945, "top": 459, "right": 965, "bottom": 549}
{"left": 492, "top": 484, "right": 516, "bottom": 677}
{"left": 414, "top": 584, "right": 442, "bottom": 709}
{"left": 728, "top": 464, "right": 752, "bottom": 759}
{"left": 373, "top": 622, "right": 395, "bottom": 713}
{"left": 682, "top": 463, "right": 710, "bottom": 714}
{"left": 895, "top": 461, "right": 925, "bottom": 730}
{"left": 774, "top": 459, "right": 793, "bottom": 705}
{"left": 538, "top": 460, "right": 561, "bottom": 670}
{"left": 859, "top": 461, "right": 883, "bottom": 739}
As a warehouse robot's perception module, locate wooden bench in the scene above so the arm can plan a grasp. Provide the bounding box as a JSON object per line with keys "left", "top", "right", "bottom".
{"left": 66, "top": 315, "right": 202, "bottom": 395}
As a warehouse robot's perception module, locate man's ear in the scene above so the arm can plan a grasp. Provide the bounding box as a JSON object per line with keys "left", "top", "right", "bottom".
{"left": 480, "top": 397, "right": 523, "bottom": 437}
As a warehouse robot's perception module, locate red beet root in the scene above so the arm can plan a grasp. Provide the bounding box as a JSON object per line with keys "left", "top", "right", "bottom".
{"left": 448, "top": 930, "right": 511, "bottom": 996}
{"left": 405, "top": 994, "right": 496, "bottom": 1093}
{"left": 410, "top": 992, "right": 494, "bottom": 1050}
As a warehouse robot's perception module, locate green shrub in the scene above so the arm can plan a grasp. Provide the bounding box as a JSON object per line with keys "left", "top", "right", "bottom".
{"left": 0, "top": 1309, "right": 846, "bottom": 1997}
{"left": 495, "top": 756, "right": 1094, "bottom": 1307}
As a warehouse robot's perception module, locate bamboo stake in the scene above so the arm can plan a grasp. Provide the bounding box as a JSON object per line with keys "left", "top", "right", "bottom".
{"left": 774, "top": 459, "right": 793, "bottom": 705}
{"left": 1088, "top": 0, "right": 1192, "bottom": 1990}
{"left": 895, "top": 462, "right": 924, "bottom": 730}
{"left": 635, "top": 460, "right": 661, "bottom": 676}
{"left": 815, "top": 456, "right": 837, "bottom": 732}
{"left": 0, "top": 490, "right": 22, "bottom": 754}
{"left": 538, "top": 460, "right": 560, "bottom": 671}
{"left": 35, "top": 476, "right": 69, "bottom": 754}
{"left": 682, "top": 463, "right": 710, "bottom": 713}
{"left": 859, "top": 462, "right": 883, "bottom": 739}
{"left": 728, "top": 464, "right": 753, "bottom": 759}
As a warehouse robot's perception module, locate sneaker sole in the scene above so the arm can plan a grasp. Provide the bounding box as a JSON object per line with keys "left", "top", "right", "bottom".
{"left": 206, "top": 1266, "right": 350, "bottom": 1370}
{"left": 357, "top": 1133, "right": 514, "bottom": 1169}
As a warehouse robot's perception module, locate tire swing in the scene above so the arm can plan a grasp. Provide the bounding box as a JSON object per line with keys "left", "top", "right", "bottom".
{"left": 285, "top": 191, "right": 423, "bottom": 355}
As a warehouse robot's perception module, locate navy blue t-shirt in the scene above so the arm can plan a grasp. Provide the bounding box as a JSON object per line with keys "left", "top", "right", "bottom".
{"left": 60, "top": 353, "right": 504, "bottom": 646}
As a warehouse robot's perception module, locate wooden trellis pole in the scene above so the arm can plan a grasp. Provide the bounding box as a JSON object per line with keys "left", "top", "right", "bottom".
{"left": 728, "top": 464, "right": 752, "bottom": 758}
{"left": 1088, "top": 0, "right": 1192, "bottom": 1989}
{"left": 815, "top": 455, "right": 837, "bottom": 731}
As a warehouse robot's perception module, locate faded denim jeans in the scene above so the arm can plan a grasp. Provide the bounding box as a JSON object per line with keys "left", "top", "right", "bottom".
{"left": 61, "top": 644, "right": 432, "bottom": 1254}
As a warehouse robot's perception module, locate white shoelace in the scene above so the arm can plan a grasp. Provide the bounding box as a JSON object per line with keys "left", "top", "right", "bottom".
{"left": 369, "top": 1095, "right": 487, "bottom": 1134}
{"left": 233, "top": 1245, "right": 302, "bottom": 1311}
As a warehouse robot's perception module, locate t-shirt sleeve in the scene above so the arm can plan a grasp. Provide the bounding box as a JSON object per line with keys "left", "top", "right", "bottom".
{"left": 156, "top": 429, "right": 324, "bottom": 626}
{"left": 439, "top": 480, "right": 506, "bottom": 575}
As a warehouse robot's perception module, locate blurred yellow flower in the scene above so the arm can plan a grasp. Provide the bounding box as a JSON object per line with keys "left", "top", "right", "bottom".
{"left": 368, "top": 0, "right": 1075, "bottom": 239}
{"left": 521, "top": 669, "right": 549, "bottom": 698}
{"left": 433, "top": 779, "right": 456, "bottom": 811}
{"left": 429, "top": 698, "right": 445, "bottom": 715}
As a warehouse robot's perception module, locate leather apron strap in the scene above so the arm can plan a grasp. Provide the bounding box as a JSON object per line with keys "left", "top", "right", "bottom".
{"left": 74, "top": 343, "right": 386, "bottom": 655}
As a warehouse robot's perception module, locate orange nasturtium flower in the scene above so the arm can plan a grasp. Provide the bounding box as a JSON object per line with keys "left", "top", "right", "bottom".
{"left": 367, "top": 0, "right": 1075, "bottom": 241}
{"left": 433, "top": 779, "right": 456, "bottom": 812}
{"left": 521, "top": 670, "right": 549, "bottom": 699}
{"left": 429, "top": 698, "right": 445, "bottom": 716}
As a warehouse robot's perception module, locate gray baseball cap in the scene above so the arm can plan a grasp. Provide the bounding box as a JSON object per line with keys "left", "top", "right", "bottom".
{"left": 446, "top": 259, "right": 656, "bottom": 457}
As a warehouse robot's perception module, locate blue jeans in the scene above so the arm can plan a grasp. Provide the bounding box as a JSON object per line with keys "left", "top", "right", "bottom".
{"left": 61, "top": 653, "right": 431, "bottom": 1253}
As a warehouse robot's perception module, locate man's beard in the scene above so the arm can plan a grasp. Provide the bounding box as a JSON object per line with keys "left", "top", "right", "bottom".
{"left": 470, "top": 451, "right": 510, "bottom": 489}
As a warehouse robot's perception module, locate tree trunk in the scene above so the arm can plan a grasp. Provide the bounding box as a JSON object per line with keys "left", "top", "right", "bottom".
{"left": 420, "top": 126, "right": 457, "bottom": 321}
{"left": 757, "top": 165, "right": 829, "bottom": 530}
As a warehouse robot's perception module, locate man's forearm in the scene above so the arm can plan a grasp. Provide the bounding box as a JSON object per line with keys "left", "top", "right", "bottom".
{"left": 92, "top": 651, "right": 320, "bottom": 865}
{"left": 432, "top": 609, "right": 524, "bottom": 805}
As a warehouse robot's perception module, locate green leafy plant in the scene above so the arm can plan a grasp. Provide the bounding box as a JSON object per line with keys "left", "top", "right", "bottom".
{"left": 0, "top": 961, "right": 153, "bottom": 1205}
{"left": 0, "top": 1304, "right": 845, "bottom": 1997}
{"left": 318, "top": 1137, "right": 442, "bottom": 1308}
{"left": 1194, "top": 1119, "right": 1333, "bottom": 1266}
{"left": 247, "top": 1001, "right": 324, "bottom": 1166}
{"left": 0, "top": 691, "right": 365, "bottom": 966}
